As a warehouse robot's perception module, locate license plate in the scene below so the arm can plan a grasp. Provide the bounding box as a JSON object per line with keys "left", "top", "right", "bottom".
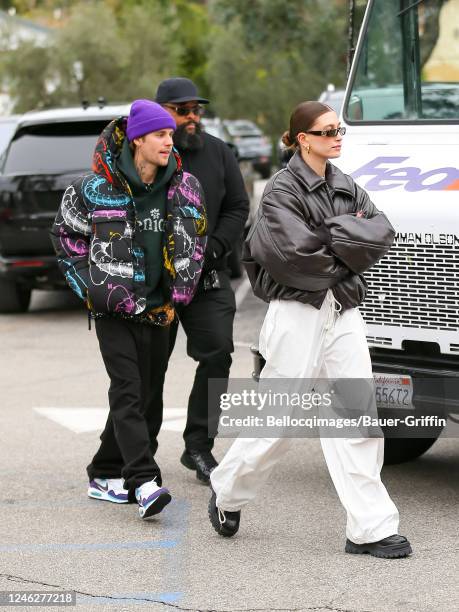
{"left": 373, "top": 373, "right": 414, "bottom": 409}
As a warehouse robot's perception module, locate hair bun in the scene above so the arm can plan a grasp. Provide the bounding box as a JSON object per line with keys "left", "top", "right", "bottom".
{"left": 282, "top": 130, "right": 293, "bottom": 148}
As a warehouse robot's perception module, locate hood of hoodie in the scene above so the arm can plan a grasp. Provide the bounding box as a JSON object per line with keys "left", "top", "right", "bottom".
{"left": 92, "top": 116, "right": 181, "bottom": 190}
{"left": 117, "top": 137, "right": 176, "bottom": 196}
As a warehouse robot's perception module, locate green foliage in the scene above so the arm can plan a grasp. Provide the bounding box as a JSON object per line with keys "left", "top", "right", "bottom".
{"left": 207, "top": 0, "right": 348, "bottom": 139}
{"left": 0, "top": 0, "right": 203, "bottom": 111}
{"left": 50, "top": 1, "right": 184, "bottom": 105}
{"left": 0, "top": 41, "right": 51, "bottom": 112}
{"left": 115, "top": 1, "right": 181, "bottom": 100}
{"left": 1, "top": 0, "right": 351, "bottom": 134}
{"left": 50, "top": 2, "right": 126, "bottom": 106}
{"left": 210, "top": 0, "right": 313, "bottom": 49}
{"left": 170, "top": 0, "right": 211, "bottom": 97}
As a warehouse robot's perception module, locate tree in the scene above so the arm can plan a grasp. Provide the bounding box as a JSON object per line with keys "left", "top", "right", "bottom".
{"left": 1, "top": 0, "right": 352, "bottom": 122}
{"left": 0, "top": 0, "right": 185, "bottom": 111}
{"left": 49, "top": 2, "right": 126, "bottom": 106}
{"left": 108, "top": 0, "right": 181, "bottom": 101}
{"left": 207, "top": 0, "right": 348, "bottom": 139}
{"left": 169, "top": 0, "right": 211, "bottom": 98}
{"left": 0, "top": 40, "right": 51, "bottom": 112}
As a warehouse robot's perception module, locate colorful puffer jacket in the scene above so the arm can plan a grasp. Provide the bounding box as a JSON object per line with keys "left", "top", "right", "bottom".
{"left": 51, "top": 117, "right": 207, "bottom": 325}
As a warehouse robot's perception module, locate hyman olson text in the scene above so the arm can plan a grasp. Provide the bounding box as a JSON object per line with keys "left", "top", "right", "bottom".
{"left": 219, "top": 390, "right": 333, "bottom": 411}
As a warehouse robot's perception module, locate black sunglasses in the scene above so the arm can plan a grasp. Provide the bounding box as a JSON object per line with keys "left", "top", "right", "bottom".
{"left": 306, "top": 127, "right": 346, "bottom": 137}
{"left": 163, "top": 104, "right": 205, "bottom": 117}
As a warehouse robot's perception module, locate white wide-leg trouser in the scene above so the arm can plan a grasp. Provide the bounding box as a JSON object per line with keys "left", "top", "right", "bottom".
{"left": 210, "top": 292, "right": 400, "bottom": 544}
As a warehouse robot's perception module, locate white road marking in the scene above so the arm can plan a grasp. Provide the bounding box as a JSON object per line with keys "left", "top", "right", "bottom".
{"left": 33, "top": 407, "right": 187, "bottom": 434}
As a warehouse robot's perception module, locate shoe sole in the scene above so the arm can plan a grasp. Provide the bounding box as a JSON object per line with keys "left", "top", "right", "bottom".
{"left": 88, "top": 489, "right": 128, "bottom": 504}
{"left": 207, "top": 493, "right": 238, "bottom": 538}
{"left": 180, "top": 454, "right": 210, "bottom": 485}
{"left": 139, "top": 492, "right": 172, "bottom": 519}
{"left": 345, "top": 540, "right": 413, "bottom": 558}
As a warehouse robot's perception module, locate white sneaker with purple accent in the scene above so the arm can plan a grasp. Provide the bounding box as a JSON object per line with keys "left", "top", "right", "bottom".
{"left": 135, "top": 479, "right": 171, "bottom": 519}
{"left": 88, "top": 478, "right": 128, "bottom": 504}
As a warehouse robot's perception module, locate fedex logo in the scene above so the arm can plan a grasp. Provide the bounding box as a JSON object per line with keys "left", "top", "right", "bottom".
{"left": 351, "top": 157, "right": 459, "bottom": 191}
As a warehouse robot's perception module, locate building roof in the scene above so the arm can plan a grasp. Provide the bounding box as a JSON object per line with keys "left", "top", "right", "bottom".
{"left": 0, "top": 9, "right": 52, "bottom": 35}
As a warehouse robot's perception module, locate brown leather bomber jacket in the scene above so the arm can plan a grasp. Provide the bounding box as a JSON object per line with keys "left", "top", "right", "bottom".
{"left": 243, "top": 150, "right": 395, "bottom": 311}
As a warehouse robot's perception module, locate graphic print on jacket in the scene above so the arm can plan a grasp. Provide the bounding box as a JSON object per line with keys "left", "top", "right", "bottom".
{"left": 117, "top": 136, "right": 172, "bottom": 311}
{"left": 51, "top": 117, "right": 207, "bottom": 323}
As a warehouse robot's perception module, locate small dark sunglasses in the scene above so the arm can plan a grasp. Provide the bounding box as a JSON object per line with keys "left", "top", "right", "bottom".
{"left": 306, "top": 127, "right": 346, "bottom": 137}
{"left": 164, "top": 104, "right": 205, "bottom": 117}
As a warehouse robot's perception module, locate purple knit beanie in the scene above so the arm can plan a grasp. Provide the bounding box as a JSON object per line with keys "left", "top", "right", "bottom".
{"left": 126, "top": 99, "right": 176, "bottom": 141}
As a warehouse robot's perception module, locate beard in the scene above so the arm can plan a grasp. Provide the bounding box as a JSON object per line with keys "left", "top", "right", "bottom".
{"left": 173, "top": 121, "right": 204, "bottom": 152}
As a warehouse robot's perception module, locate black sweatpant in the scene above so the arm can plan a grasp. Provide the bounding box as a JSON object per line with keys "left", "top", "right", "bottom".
{"left": 169, "top": 270, "right": 236, "bottom": 452}
{"left": 87, "top": 317, "right": 170, "bottom": 497}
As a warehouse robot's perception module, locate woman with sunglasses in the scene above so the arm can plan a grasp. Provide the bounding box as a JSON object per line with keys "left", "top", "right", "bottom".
{"left": 208, "top": 101, "right": 412, "bottom": 559}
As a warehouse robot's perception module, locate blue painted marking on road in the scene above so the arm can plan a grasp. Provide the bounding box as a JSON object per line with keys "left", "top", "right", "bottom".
{"left": 0, "top": 540, "right": 177, "bottom": 553}
{"left": 77, "top": 592, "right": 183, "bottom": 605}
{"left": 159, "top": 498, "right": 191, "bottom": 604}
{"left": 0, "top": 500, "right": 110, "bottom": 508}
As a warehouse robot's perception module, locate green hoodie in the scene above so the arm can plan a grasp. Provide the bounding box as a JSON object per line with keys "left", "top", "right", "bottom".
{"left": 117, "top": 139, "right": 177, "bottom": 310}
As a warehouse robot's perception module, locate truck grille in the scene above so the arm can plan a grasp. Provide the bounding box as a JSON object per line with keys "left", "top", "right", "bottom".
{"left": 360, "top": 242, "right": 459, "bottom": 332}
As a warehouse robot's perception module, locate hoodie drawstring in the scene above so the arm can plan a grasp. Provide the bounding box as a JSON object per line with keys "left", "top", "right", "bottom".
{"left": 313, "top": 290, "right": 342, "bottom": 368}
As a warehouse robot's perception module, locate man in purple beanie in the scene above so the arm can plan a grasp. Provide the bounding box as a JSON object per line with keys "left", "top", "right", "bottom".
{"left": 51, "top": 100, "right": 207, "bottom": 520}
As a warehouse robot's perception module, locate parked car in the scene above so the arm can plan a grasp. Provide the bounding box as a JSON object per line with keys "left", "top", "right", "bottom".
{"left": 200, "top": 117, "right": 239, "bottom": 159}
{"left": 0, "top": 103, "right": 130, "bottom": 312}
{"left": 223, "top": 119, "right": 272, "bottom": 178}
{"left": 318, "top": 85, "right": 346, "bottom": 115}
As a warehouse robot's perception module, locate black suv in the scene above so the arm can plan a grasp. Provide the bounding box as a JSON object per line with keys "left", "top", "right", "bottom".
{"left": 0, "top": 104, "right": 129, "bottom": 312}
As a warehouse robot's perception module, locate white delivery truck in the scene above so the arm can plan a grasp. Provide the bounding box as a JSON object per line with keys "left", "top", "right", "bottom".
{"left": 335, "top": 0, "right": 459, "bottom": 462}
{"left": 251, "top": 0, "right": 459, "bottom": 464}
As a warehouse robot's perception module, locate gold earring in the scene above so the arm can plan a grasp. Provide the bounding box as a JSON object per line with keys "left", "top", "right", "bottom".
{"left": 306, "top": 143, "right": 310, "bottom": 154}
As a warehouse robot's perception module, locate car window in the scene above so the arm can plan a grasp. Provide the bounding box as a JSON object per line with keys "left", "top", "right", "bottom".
{"left": 225, "top": 121, "right": 262, "bottom": 137}
{"left": 1, "top": 120, "right": 110, "bottom": 174}
{"left": 202, "top": 124, "right": 222, "bottom": 139}
{"left": 346, "top": 0, "right": 459, "bottom": 121}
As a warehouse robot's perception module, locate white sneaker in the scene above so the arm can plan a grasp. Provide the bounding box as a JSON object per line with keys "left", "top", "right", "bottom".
{"left": 135, "top": 479, "right": 171, "bottom": 519}
{"left": 88, "top": 478, "right": 128, "bottom": 504}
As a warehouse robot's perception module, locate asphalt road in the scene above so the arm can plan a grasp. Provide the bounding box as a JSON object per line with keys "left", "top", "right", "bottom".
{"left": 0, "top": 281, "right": 458, "bottom": 612}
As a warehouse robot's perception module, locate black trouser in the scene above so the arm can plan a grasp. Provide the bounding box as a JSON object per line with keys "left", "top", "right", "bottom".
{"left": 87, "top": 317, "right": 170, "bottom": 497}
{"left": 168, "top": 270, "right": 236, "bottom": 452}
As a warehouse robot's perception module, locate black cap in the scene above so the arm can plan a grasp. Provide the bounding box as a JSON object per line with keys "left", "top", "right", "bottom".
{"left": 155, "top": 77, "right": 209, "bottom": 105}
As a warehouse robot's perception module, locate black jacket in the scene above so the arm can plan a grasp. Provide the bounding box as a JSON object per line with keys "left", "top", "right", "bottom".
{"left": 176, "top": 132, "right": 249, "bottom": 271}
{"left": 244, "top": 150, "right": 395, "bottom": 311}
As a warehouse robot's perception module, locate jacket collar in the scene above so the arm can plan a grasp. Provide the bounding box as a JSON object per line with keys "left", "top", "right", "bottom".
{"left": 287, "top": 149, "right": 354, "bottom": 196}
{"left": 91, "top": 117, "right": 182, "bottom": 187}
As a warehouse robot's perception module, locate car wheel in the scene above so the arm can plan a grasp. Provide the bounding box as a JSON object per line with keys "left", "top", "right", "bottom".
{"left": 383, "top": 437, "right": 439, "bottom": 465}
{"left": 0, "top": 278, "right": 31, "bottom": 313}
{"left": 379, "top": 403, "right": 445, "bottom": 465}
{"left": 249, "top": 347, "right": 442, "bottom": 465}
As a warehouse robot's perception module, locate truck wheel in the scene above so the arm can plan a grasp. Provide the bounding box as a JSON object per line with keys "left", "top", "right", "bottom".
{"left": 0, "top": 279, "right": 31, "bottom": 313}
{"left": 383, "top": 437, "right": 438, "bottom": 465}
